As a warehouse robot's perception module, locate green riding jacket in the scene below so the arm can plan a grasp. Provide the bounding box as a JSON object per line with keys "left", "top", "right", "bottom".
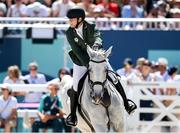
{"left": 66, "top": 21, "right": 103, "bottom": 66}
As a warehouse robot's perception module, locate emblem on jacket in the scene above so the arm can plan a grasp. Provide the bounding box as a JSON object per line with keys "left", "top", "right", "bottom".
{"left": 74, "top": 37, "right": 78, "bottom": 42}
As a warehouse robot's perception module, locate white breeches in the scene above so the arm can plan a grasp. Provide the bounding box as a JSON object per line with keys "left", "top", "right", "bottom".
{"left": 73, "top": 63, "right": 87, "bottom": 91}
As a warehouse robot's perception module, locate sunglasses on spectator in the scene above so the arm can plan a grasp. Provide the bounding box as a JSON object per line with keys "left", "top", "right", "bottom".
{"left": 30, "top": 68, "right": 37, "bottom": 71}
{"left": 1, "top": 88, "right": 8, "bottom": 91}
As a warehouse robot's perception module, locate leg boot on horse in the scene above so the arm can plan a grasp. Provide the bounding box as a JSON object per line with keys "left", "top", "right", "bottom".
{"left": 66, "top": 89, "right": 78, "bottom": 126}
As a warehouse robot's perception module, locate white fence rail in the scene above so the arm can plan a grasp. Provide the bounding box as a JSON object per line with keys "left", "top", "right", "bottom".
{"left": 0, "top": 17, "right": 180, "bottom": 30}
{"left": 0, "top": 82, "right": 180, "bottom": 132}
{"left": 124, "top": 81, "right": 180, "bottom": 132}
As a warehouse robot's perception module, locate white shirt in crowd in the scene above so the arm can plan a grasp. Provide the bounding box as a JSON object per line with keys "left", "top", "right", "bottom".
{"left": 26, "top": 2, "right": 49, "bottom": 17}
{"left": 116, "top": 68, "right": 136, "bottom": 79}
{"left": 0, "top": 96, "right": 17, "bottom": 119}
{"left": 154, "top": 71, "right": 169, "bottom": 81}
{"left": 167, "top": 75, "right": 180, "bottom": 95}
{"left": 52, "top": 0, "right": 76, "bottom": 17}
{"left": 7, "top": 4, "right": 27, "bottom": 17}
{"left": 3, "top": 76, "right": 25, "bottom": 84}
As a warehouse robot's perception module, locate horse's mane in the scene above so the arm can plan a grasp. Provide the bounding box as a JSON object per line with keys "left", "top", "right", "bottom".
{"left": 91, "top": 49, "right": 106, "bottom": 59}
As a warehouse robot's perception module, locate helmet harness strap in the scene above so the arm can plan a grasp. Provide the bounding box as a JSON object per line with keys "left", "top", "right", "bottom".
{"left": 75, "top": 17, "right": 83, "bottom": 28}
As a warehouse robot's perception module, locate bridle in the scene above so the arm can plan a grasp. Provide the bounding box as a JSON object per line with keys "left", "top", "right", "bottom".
{"left": 88, "top": 59, "right": 108, "bottom": 100}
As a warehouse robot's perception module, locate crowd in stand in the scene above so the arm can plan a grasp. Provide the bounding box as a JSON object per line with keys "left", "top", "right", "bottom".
{"left": 0, "top": 0, "right": 180, "bottom": 18}
{"left": 0, "top": 57, "right": 180, "bottom": 132}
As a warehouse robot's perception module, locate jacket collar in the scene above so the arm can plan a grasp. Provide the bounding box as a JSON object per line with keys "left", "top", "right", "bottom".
{"left": 72, "top": 21, "right": 88, "bottom": 42}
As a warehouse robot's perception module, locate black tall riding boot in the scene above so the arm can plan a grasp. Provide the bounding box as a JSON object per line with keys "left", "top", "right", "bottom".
{"left": 115, "top": 81, "right": 137, "bottom": 114}
{"left": 66, "top": 89, "right": 78, "bottom": 126}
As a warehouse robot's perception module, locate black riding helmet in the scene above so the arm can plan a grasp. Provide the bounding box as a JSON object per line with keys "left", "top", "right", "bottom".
{"left": 67, "top": 8, "right": 85, "bottom": 28}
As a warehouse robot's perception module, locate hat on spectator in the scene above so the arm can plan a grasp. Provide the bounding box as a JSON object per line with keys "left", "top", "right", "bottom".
{"left": 142, "top": 60, "right": 152, "bottom": 67}
{"left": 157, "top": 57, "right": 168, "bottom": 66}
{"left": 136, "top": 57, "right": 146, "bottom": 65}
{"left": 170, "top": 8, "right": 180, "bottom": 14}
{"left": 168, "top": 66, "right": 178, "bottom": 76}
{"left": 0, "top": 83, "right": 12, "bottom": 92}
{"left": 124, "top": 58, "right": 133, "bottom": 65}
{"left": 67, "top": 8, "right": 85, "bottom": 20}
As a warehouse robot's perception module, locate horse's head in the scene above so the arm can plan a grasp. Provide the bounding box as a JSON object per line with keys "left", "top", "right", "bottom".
{"left": 87, "top": 45, "right": 112, "bottom": 105}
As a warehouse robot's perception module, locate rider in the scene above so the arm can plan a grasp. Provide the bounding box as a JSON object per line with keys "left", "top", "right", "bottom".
{"left": 65, "top": 8, "right": 137, "bottom": 126}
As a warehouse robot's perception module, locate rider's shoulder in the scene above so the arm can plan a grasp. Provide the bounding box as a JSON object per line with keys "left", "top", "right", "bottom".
{"left": 84, "top": 21, "right": 96, "bottom": 27}
{"left": 66, "top": 27, "right": 74, "bottom": 34}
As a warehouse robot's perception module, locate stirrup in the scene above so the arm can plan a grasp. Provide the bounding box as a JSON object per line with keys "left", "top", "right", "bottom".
{"left": 66, "top": 114, "right": 77, "bottom": 127}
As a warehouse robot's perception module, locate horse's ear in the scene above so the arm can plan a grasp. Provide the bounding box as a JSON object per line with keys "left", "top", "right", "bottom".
{"left": 105, "top": 46, "right": 113, "bottom": 58}
{"left": 87, "top": 45, "right": 93, "bottom": 58}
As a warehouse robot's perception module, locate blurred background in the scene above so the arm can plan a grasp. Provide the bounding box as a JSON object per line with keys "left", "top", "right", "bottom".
{"left": 0, "top": 0, "right": 180, "bottom": 132}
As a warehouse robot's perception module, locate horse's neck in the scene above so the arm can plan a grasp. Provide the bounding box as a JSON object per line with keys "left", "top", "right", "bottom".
{"left": 80, "top": 77, "right": 92, "bottom": 104}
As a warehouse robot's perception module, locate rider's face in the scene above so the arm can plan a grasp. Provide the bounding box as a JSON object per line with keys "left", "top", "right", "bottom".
{"left": 68, "top": 18, "right": 78, "bottom": 28}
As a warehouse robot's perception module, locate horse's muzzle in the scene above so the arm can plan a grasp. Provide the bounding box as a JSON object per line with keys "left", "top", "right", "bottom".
{"left": 91, "top": 93, "right": 103, "bottom": 105}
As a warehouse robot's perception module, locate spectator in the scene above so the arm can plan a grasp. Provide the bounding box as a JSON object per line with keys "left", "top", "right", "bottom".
{"left": 0, "top": 2, "right": 7, "bottom": 17}
{"left": 156, "top": 0, "right": 168, "bottom": 18}
{"left": 121, "top": 0, "right": 144, "bottom": 28}
{"left": 43, "top": 0, "right": 54, "bottom": 8}
{"left": 24, "top": 62, "right": 47, "bottom": 103}
{"left": 3, "top": 65, "right": 24, "bottom": 84}
{"left": 49, "top": 68, "right": 70, "bottom": 84}
{"left": 154, "top": 57, "right": 169, "bottom": 82}
{"left": 0, "top": 83, "right": 18, "bottom": 132}
{"left": 117, "top": 58, "right": 136, "bottom": 78}
{"left": 135, "top": 57, "right": 146, "bottom": 74}
{"left": 138, "top": 60, "right": 155, "bottom": 121}
{"left": 121, "top": 0, "right": 144, "bottom": 18}
{"left": 166, "top": 66, "right": 180, "bottom": 95}
{"left": 3, "top": 65, "right": 26, "bottom": 102}
{"left": 139, "top": 59, "right": 155, "bottom": 81}
{"left": 7, "top": 0, "right": 27, "bottom": 17}
{"left": 170, "top": 7, "right": 180, "bottom": 18}
{"left": 107, "top": 0, "right": 120, "bottom": 17}
{"left": 52, "top": 0, "right": 76, "bottom": 17}
{"left": 24, "top": 62, "right": 46, "bottom": 84}
{"left": 26, "top": 1, "right": 50, "bottom": 17}
{"left": 2, "top": 0, "right": 14, "bottom": 9}
{"left": 48, "top": 68, "right": 73, "bottom": 132}
{"left": 32, "top": 83, "right": 65, "bottom": 132}
{"left": 147, "top": 3, "right": 159, "bottom": 18}
{"left": 77, "top": 0, "right": 96, "bottom": 17}
{"left": 151, "top": 58, "right": 169, "bottom": 96}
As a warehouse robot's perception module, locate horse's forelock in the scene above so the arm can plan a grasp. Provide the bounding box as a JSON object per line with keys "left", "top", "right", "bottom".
{"left": 92, "top": 49, "right": 106, "bottom": 59}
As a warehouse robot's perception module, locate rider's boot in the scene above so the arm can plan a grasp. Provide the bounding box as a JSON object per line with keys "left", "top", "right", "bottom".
{"left": 114, "top": 80, "right": 137, "bottom": 115}
{"left": 66, "top": 89, "right": 78, "bottom": 126}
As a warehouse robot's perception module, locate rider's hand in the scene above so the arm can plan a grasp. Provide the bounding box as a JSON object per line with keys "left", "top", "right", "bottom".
{"left": 92, "top": 43, "right": 100, "bottom": 51}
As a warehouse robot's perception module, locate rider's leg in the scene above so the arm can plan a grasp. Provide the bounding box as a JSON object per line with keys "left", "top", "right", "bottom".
{"left": 106, "top": 61, "right": 137, "bottom": 114}
{"left": 66, "top": 64, "right": 87, "bottom": 126}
